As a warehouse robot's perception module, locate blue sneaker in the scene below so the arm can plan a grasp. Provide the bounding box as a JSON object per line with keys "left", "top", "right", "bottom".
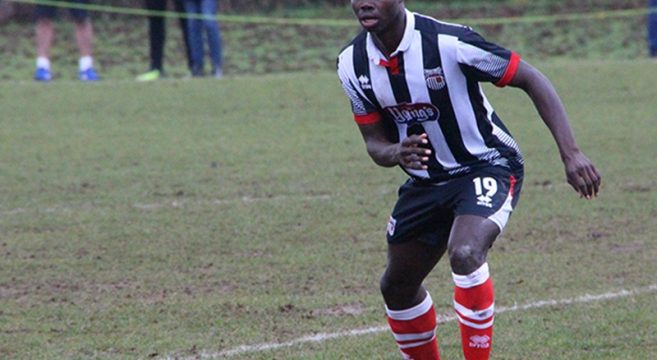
{"left": 79, "top": 68, "right": 100, "bottom": 82}
{"left": 34, "top": 67, "right": 52, "bottom": 82}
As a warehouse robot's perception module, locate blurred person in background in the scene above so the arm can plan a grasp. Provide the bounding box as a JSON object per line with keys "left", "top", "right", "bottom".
{"left": 136, "top": 0, "right": 193, "bottom": 81}
{"left": 649, "top": 0, "right": 657, "bottom": 57}
{"left": 0, "top": 0, "right": 15, "bottom": 25}
{"left": 33, "top": 0, "right": 99, "bottom": 82}
{"left": 182, "top": 0, "right": 223, "bottom": 78}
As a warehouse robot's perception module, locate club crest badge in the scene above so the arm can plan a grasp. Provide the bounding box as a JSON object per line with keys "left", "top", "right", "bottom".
{"left": 424, "top": 66, "right": 446, "bottom": 91}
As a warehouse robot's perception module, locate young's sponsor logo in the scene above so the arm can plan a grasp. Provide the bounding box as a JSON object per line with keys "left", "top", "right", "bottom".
{"left": 384, "top": 103, "right": 440, "bottom": 125}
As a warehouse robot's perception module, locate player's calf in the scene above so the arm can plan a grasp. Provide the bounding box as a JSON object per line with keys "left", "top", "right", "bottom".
{"left": 453, "top": 263, "right": 495, "bottom": 360}
{"left": 386, "top": 292, "right": 441, "bottom": 360}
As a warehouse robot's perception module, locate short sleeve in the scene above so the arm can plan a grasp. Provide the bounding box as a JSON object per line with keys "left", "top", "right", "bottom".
{"left": 337, "top": 55, "right": 381, "bottom": 125}
{"left": 455, "top": 29, "right": 521, "bottom": 87}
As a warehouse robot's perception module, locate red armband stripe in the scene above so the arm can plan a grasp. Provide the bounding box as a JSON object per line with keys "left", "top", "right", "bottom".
{"left": 354, "top": 112, "right": 381, "bottom": 125}
{"left": 495, "top": 52, "right": 520, "bottom": 88}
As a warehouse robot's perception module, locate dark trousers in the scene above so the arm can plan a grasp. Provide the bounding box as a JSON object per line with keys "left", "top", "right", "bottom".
{"left": 650, "top": 0, "right": 657, "bottom": 56}
{"left": 146, "top": 0, "right": 192, "bottom": 71}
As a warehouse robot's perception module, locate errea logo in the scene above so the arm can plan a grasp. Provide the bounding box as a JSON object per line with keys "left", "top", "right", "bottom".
{"left": 358, "top": 75, "right": 372, "bottom": 90}
{"left": 476, "top": 194, "right": 493, "bottom": 208}
{"left": 469, "top": 335, "right": 491, "bottom": 349}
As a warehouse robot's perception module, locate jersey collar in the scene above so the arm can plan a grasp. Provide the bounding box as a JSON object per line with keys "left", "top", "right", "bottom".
{"left": 366, "top": 9, "right": 415, "bottom": 64}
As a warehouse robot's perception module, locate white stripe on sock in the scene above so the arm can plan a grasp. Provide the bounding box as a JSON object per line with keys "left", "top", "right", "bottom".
{"left": 453, "top": 301, "right": 495, "bottom": 320}
{"left": 398, "top": 335, "right": 437, "bottom": 349}
{"left": 386, "top": 292, "right": 433, "bottom": 321}
{"left": 455, "top": 313, "right": 494, "bottom": 329}
{"left": 452, "top": 263, "right": 490, "bottom": 288}
{"left": 393, "top": 330, "right": 436, "bottom": 342}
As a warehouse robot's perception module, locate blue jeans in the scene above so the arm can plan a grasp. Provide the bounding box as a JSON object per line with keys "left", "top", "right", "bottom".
{"left": 650, "top": 0, "right": 657, "bottom": 56}
{"left": 183, "top": 0, "right": 223, "bottom": 75}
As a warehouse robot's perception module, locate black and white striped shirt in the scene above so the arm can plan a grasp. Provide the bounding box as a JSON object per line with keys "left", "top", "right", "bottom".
{"left": 337, "top": 10, "right": 524, "bottom": 182}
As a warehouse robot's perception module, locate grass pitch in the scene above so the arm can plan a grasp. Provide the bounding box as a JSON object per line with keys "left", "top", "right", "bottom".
{"left": 1, "top": 59, "right": 656, "bottom": 359}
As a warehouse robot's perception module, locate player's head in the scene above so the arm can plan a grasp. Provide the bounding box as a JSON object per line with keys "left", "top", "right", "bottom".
{"left": 351, "top": 0, "right": 405, "bottom": 34}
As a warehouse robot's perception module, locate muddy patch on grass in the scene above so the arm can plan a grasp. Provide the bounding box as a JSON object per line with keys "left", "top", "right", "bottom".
{"left": 621, "top": 182, "right": 654, "bottom": 193}
{"left": 310, "top": 302, "right": 365, "bottom": 317}
{"left": 609, "top": 241, "right": 645, "bottom": 254}
{"left": 0, "top": 276, "right": 243, "bottom": 307}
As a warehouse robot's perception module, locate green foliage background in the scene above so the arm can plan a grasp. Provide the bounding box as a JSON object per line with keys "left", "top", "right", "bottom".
{"left": 0, "top": 0, "right": 651, "bottom": 81}
{"left": 3, "top": 0, "right": 649, "bottom": 17}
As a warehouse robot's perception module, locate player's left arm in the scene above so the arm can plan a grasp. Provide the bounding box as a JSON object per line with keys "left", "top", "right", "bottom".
{"left": 507, "top": 60, "right": 601, "bottom": 199}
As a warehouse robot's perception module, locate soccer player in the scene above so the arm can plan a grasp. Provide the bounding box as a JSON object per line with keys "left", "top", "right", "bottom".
{"left": 336, "top": 1, "right": 601, "bottom": 359}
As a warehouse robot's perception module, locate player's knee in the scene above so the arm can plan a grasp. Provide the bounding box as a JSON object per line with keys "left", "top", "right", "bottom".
{"left": 448, "top": 244, "right": 485, "bottom": 274}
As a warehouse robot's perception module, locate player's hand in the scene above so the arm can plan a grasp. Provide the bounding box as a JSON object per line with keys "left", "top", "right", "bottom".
{"left": 563, "top": 150, "right": 601, "bottom": 199}
{"left": 397, "top": 133, "right": 432, "bottom": 170}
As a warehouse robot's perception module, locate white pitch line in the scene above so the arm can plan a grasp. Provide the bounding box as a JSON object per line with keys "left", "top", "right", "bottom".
{"left": 133, "top": 194, "right": 332, "bottom": 211}
{"left": 162, "top": 284, "right": 657, "bottom": 360}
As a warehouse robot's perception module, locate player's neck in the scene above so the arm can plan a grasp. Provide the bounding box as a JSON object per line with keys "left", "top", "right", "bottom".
{"left": 372, "top": 11, "right": 407, "bottom": 58}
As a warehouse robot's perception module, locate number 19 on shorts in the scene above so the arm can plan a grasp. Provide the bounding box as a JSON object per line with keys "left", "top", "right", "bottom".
{"left": 473, "top": 177, "right": 498, "bottom": 208}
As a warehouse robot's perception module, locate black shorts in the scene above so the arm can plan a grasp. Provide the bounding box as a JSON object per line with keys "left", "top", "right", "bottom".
{"left": 386, "top": 165, "right": 524, "bottom": 246}
{"left": 34, "top": 0, "right": 90, "bottom": 22}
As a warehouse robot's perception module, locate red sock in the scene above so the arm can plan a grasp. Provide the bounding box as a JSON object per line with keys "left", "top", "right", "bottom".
{"left": 452, "top": 263, "right": 495, "bottom": 360}
{"left": 386, "top": 292, "right": 441, "bottom": 360}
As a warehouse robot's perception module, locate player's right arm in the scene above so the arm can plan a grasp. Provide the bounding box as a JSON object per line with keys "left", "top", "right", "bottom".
{"left": 337, "top": 53, "right": 431, "bottom": 170}
{"left": 358, "top": 122, "right": 431, "bottom": 170}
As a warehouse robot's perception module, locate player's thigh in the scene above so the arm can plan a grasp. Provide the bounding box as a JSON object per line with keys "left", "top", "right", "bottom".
{"left": 448, "top": 214, "right": 500, "bottom": 259}
{"left": 34, "top": 5, "right": 57, "bottom": 20}
{"left": 387, "top": 180, "right": 454, "bottom": 248}
{"left": 69, "top": 0, "right": 90, "bottom": 22}
{"left": 453, "top": 165, "right": 523, "bottom": 233}
{"left": 447, "top": 166, "right": 523, "bottom": 273}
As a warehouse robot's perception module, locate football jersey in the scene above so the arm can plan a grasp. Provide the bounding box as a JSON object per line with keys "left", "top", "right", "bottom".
{"left": 337, "top": 10, "right": 524, "bottom": 182}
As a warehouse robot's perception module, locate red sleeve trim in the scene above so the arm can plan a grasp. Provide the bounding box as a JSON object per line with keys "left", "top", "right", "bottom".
{"left": 354, "top": 112, "right": 381, "bottom": 125}
{"left": 495, "top": 52, "right": 521, "bottom": 88}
